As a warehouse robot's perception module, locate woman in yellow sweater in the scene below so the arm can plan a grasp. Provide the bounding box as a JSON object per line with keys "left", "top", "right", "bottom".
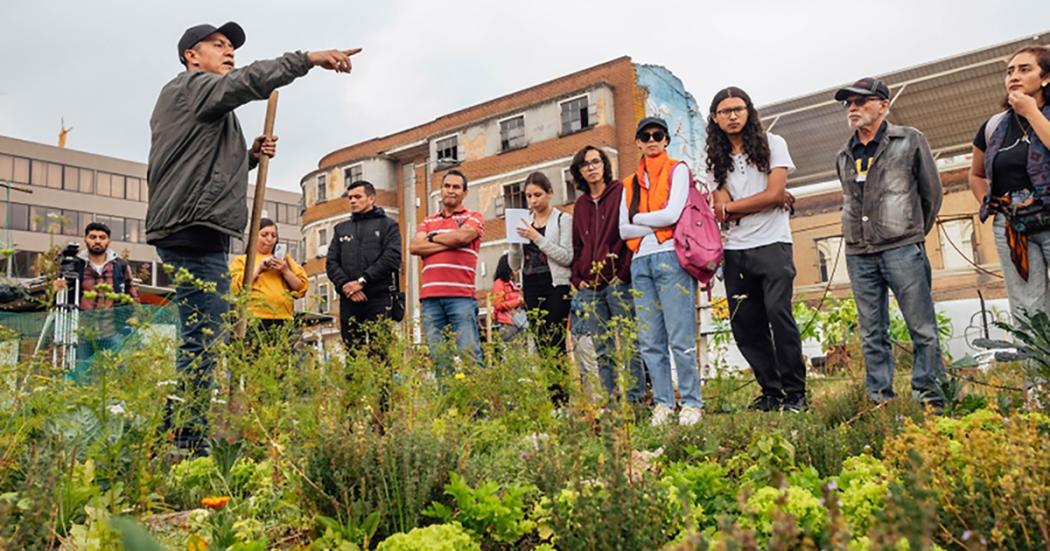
{"left": 229, "top": 218, "right": 308, "bottom": 333}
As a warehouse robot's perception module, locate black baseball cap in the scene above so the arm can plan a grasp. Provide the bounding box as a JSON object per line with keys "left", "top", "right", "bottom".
{"left": 834, "top": 78, "right": 890, "bottom": 101}
{"left": 178, "top": 22, "right": 246, "bottom": 65}
{"left": 636, "top": 117, "right": 670, "bottom": 142}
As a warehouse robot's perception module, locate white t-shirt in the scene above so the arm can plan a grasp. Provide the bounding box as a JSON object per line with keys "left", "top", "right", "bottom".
{"left": 722, "top": 132, "right": 795, "bottom": 250}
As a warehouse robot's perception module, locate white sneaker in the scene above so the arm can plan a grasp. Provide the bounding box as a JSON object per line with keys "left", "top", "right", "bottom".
{"left": 651, "top": 405, "right": 674, "bottom": 427}
{"left": 678, "top": 406, "right": 703, "bottom": 427}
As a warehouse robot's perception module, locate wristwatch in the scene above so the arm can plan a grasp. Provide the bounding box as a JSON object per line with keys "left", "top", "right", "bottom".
{"left": 427, "top": 232, "right": 437, "bottom": 243}
{"left": 357, "top": 276, "right": 367, "bottom": 285}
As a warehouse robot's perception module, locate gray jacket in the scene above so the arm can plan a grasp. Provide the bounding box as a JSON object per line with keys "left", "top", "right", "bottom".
{"left": 835, "top": 123, "right": 943, "bottom": 256}
{"left": 509, "top": 209, "right": 573, "bottom": 287}
{"left": 146, "top": 52, "right": 312, "bottom": 243}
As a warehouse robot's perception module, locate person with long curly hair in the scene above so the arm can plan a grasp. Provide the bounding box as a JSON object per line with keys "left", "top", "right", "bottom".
{"left": 706, "top": 86, "right": 806, "bottom": 412}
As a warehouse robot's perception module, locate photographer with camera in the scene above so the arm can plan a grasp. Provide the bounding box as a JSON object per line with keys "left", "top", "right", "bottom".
{"left": 53, "top": 222, "right": 139, "bottom": 380}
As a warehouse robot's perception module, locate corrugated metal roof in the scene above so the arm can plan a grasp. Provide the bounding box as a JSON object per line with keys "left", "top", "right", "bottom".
{"left": 758, "top": 32, "right": 1050, "bottom": 187}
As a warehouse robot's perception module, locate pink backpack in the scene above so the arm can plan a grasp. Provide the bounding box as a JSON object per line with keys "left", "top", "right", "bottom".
{"left": 674, "top": 170, "right": 724, "bottom": 288}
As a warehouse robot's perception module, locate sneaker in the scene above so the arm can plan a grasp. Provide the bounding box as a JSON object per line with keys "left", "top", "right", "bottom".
{"left": 747, "top": 394, "right": 780, "bottom": 412}
{"left": 678, "top": 406, "right": 703, "bottom": 426}
{"left": 781, "top": 394, "right": 809, "bottom": 413}
{"left": 651, "top": 405, "right": 674, "bottom": 426}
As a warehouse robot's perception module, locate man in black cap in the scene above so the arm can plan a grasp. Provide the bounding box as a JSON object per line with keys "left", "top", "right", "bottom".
{"left": 147, "top": 21, "right": 358, "bottom": 453}
{"left": 833, "top": 77, "right": 945, "bottom": 407}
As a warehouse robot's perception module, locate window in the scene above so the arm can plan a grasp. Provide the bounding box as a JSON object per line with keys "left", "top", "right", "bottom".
{"left": 317, "top": 174, "right": 327, "bottom": 203}
{"left": 0, "top": 155, "right": 11, "bottom": 182}
{"left": 30, "top": 160, "right": 47, "bottom": 186}
{"left": 502, "top": 182, "right": 526, "bottom": 212}
{"left": 63, "top": 166, "right": 78, "bottom": 191}
{"left": 343, "top": 164, "right": 363, "bottom": 190}
{"left": 141, "top": 180, "right": 149, "bottom": 201}
{"left": 815, "top": 236, "right": 848, "bottom": 283}
{"left": 318, "top": 228, "right": 328, "bottom": 255}
{"left": 562, "top": 167, "right": 578, "bottom": 204}
{"left": 97, "top": 172, "right": 112, "bottom": 196}
{"left": 126, "top": 177, "right": 141, "bottom": 201}
{"left": 76, "top": 211, "right": 93, "bottom": 236}
{"left": 31, "top": 206, "right": 62, "bottom": 233}
{"left": 939, "top": 218, "right": 977, "bottom": 270}
{"left": 61, "top": 209, "right": 79, "bottom": 237}
{"left": 127, "top": 218, "right": 144, "bottom": 243}
{"left": 560, "top": 95, "right": 592, "bottom": 134}
{"left": 12, "top": 157, "right": 29, "bottom": 184}
{"left": 317, "top": 283, "right": 329, "bottom": 314}
{"left": 499, "top": 115, "right": 526, "bottom": 151}
{"left": 46, "top": 163, "right": 62, "bottom": 189}
{"left": 436, "top": 135, "right": 458, "bottom": 163}
{"left": 78, "top": 168, "right": 94, "bottom": 194}
{"left": 110, "top": 174, "right": 126, "bottom": 199}
{"left": 264, "top": 200, "right": 277, "bottom": 220}
{"left": 9, "top": 203, "right": 29, "bottom": 231}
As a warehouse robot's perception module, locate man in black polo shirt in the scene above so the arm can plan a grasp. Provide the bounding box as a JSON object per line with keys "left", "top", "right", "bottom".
{"left": 833, "top": 77, "right": 945, "bottom": 407}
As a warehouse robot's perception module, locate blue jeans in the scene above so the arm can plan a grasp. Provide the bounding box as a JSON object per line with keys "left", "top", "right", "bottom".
{"left": 845, "top": 243, "right": 944, "bottom": 402}
{"left": 570, "top": 281, "right": 645, "bottom": 401}
{"left": 630, "top": 251, "right": 702, "bottom": 409}
{"left": 156, "top": 247, "right": 231, "bottom": 447}
{"left": 421, "top": 297, "right": 481, "bottom": 374}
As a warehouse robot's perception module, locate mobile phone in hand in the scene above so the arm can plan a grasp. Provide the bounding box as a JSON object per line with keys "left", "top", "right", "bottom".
{"left": 273, "top": 243, "right": 287, "bottom": 260}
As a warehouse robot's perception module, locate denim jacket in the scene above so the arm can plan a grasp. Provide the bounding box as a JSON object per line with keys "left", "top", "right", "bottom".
{"left": 835, "top": 123, "right": 943, "bottom": 255}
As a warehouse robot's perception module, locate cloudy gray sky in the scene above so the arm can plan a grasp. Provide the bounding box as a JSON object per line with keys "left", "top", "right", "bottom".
{"left": 0, "top": 1, "right": 1045, "bottom": 193}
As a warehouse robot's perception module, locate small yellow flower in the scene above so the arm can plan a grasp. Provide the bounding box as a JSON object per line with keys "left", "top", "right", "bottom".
{"left": 454, "top": 372, "right": 466, "bottom": 381}
{"left": 200, "top": 495, "right": 230, "bottom": 509}
{"left": 711, "top": 297, "right": 729, "bottom": 321}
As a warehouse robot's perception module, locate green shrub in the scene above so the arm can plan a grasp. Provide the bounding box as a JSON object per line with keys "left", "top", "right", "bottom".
{"left": 375, "top": 523, "right": 479, "bottom": 551}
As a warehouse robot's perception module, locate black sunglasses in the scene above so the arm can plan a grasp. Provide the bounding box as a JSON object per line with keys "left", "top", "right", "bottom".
{"left": 841, "top": 96, "right": 885, "bottom": 108}
{"left": 637, "top": 130, "right": 667, "bottom": 142}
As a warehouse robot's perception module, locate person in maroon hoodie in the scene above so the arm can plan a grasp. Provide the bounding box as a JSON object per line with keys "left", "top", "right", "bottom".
{"left": 569, "top": 145, "right": 645, "bottom": 402}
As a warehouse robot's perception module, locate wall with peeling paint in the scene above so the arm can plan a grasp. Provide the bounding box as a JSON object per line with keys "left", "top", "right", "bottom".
{"left": 634, "top": 64, "right": 708, "bottom": 181}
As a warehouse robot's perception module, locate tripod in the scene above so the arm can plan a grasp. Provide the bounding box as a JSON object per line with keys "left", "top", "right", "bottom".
{"left": 35, "top": 275, "right": 81, "bottom": 373}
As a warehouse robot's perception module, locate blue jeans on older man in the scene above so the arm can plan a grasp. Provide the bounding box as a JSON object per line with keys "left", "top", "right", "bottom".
{"left": 630, "top": 250, "right": 702, "bottom": 410}
{"left": 845, "top": 242, "right": 944, "bottom": 403}
{"left": 421, "top": 296, "right": 482, "bottom": 374}
{"left": 156, "top": 247, "right": 231, "bottom": 450}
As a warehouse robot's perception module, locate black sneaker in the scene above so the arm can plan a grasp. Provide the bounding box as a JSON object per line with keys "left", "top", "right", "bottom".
{"left": 747, "top": 394, "right": 781, "bottom": 412}
{"left": 782, "top": 394, "right": 809, "bottom": 413}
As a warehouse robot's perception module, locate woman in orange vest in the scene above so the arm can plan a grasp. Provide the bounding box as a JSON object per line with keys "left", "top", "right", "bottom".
{"left": 619, "top": 117, "right": 703, "bottom": 427}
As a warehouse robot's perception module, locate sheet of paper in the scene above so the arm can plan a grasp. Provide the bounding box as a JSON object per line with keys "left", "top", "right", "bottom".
{"left": 504, "top": 208, "right": 530, "bottom": 244}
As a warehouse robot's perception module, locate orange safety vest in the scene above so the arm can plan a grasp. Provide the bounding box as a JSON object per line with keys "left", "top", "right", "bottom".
{"left": 623, "top": 151, "right": 679, "bottom": 252}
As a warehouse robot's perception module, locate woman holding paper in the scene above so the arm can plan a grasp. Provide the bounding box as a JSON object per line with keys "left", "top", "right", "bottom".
{"left": 508, "top": 172, "right": 574, "bottom": 354}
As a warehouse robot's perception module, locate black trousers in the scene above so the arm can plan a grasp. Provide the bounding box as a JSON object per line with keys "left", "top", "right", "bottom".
{"left": 723, "top": 243, "right": 806, "bottom": 399}
{"left": 523, "top": 284, "right": 572, "bottom": 353}
{"left": 339, "top": 293, "right": 395, "bottom": 356}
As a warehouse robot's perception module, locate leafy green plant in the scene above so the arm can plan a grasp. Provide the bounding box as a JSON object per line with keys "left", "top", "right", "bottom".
{"left": 375, "top": 523, "right": 480, "bottom": 551}
{"left": 424, "top": 472, "right": 533, "bottom": 545}
{"left": 311, "top": 507, "right": 381, "bottom": 551}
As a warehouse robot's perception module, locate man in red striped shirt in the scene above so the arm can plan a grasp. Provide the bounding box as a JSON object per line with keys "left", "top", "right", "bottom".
{"left": 410, "top": 169, "right": 484, "bottom": 371}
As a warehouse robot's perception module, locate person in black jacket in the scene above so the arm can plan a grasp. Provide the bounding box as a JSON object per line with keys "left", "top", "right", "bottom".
{"left": 326, "top": 180, "right": 403, "bottom": 353}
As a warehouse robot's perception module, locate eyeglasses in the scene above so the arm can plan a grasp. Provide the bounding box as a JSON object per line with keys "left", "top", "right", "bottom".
{"left": 715, "top": 106, "right": 748, "bottom": 118}
{"left": 841, "top": 96, "right": 884, "bottom": 108}
{"left": 577, "top": 158, "right": 603, "bottom": 170}
{"left": 637, "top": 130, "right": 667, "bottom": 143}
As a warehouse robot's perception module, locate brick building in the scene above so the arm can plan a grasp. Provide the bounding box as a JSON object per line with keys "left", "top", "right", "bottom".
{"left": 299, "top": 56, "right": 705, "bottom": 347}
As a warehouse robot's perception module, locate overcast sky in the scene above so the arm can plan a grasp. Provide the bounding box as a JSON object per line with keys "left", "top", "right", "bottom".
{"left": 0, "top": 1, "right": 1045, "bottom": 193}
